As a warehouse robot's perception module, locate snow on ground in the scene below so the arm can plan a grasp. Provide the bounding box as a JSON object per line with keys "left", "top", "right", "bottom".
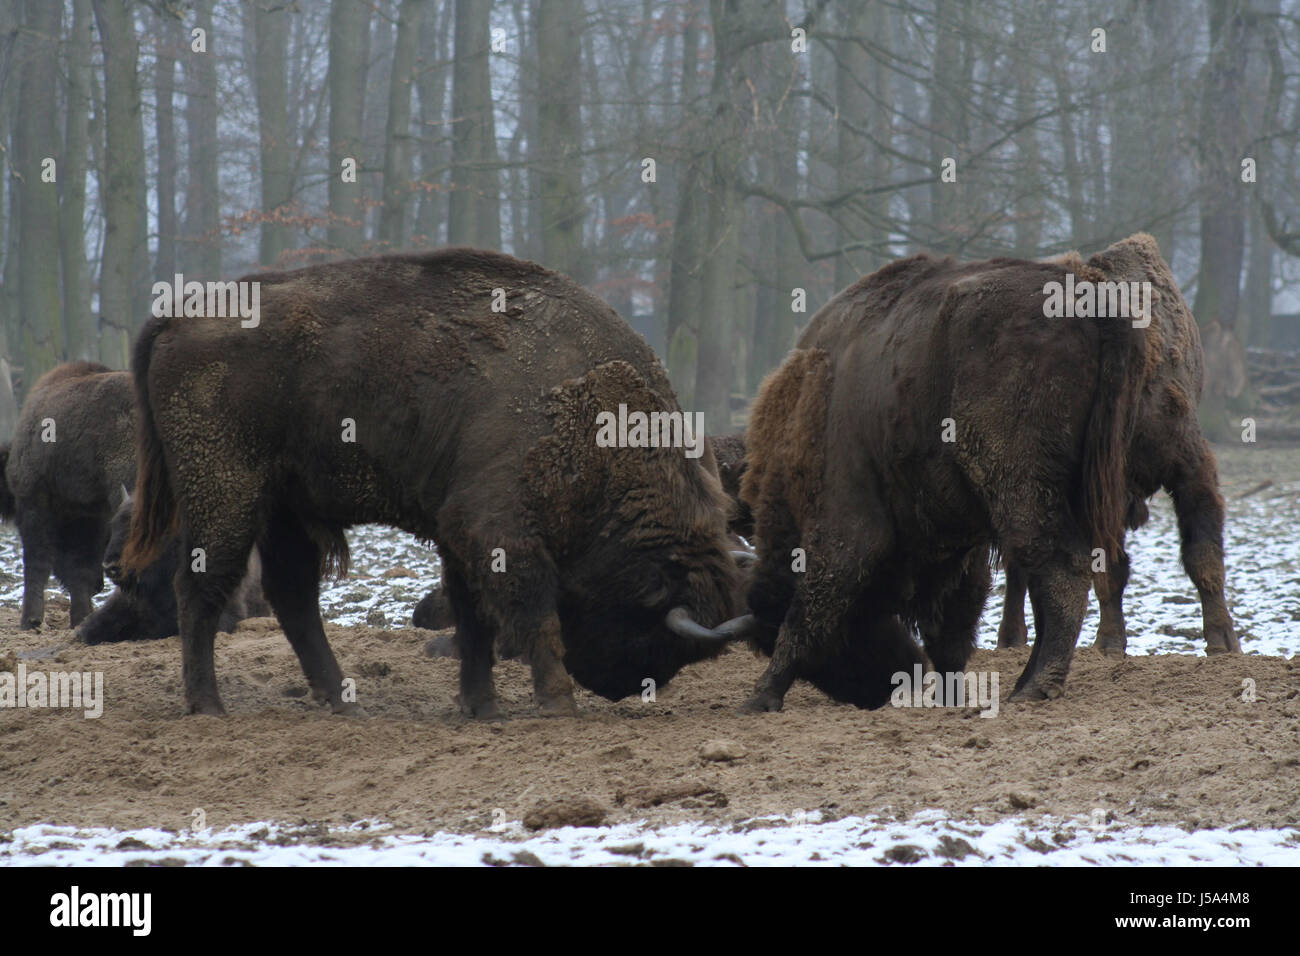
{"left": 2, "top": 477, "right": 1291, "bottom": 654}
{"left": 3, "top": 811, "right": 1299, "bottom": 867}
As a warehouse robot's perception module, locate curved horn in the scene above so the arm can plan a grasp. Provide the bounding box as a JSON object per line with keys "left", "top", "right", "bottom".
{"left": 730, "top": 550, "right": 758, "bottom": 566}
{"left": 665, "top": 606, "right": 758, "bottom": 642}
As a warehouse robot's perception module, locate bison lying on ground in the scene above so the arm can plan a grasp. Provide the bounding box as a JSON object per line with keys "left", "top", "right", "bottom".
{"left": 123, "top": 248, "right": 744, "bottom": 717}
{"left": 1, "top": 362, "right": 135, "bottom": 628}
{"left": 727, "top": 233, "right": 1228, "bottom": 711}
{"left": 79, "top": 490, "right": 269, "bottom": 644}
{"left": 996, "top": 244, "right": 1237, "bottom": 655}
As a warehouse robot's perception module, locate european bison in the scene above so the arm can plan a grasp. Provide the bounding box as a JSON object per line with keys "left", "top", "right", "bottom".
{"left": 731, "top": 234, "right": 1209, "bottom": 711}
{"left": 997, "top": 240, "right": 1237, "bottom": 656}
{"left": 1, "top": 362, "right": 134, "bottom": 628}
{"left": 79, "top": 490, "right": 269, "bottom": 644}
{"left": 414, "top": 431, "right": 756, "bottom": 655}
{"left": 123, "top": 248, "right": 744, "bottom": 717}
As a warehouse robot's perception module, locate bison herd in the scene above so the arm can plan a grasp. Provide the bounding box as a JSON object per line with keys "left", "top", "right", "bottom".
{"left": 0, "top": 237, "right": 1237, "bottom": 718}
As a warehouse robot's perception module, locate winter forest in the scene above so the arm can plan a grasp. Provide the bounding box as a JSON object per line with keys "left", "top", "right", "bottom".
{"left": 2, "top": 0, "right": 1300, "bottom": 439}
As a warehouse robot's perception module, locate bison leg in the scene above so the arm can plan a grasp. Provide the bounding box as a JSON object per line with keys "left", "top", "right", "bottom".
{"left": 1010, "top": 558, "right": 1089, "bottom": 701}
{"left": 528, "top": 616, "right": 577, "bottom": 717}
{"left": 996, "top": 562, "right": 1029, "bottom": 648}
{"left": 919, "top": 547, "right": 990, "bottom": 703}
{"left": 742, "top": 634, "right": 800, "bottom": 714}
{"left": 257, "top": 513, "right": 355, "bottom": 715}
{"left": 1091, "top": 542, "right": 1130, "bottom": 657}
{"left": 1169, "top": 444, "right": 1239, "bottom": 654}
{"left": 742, "top": 581, "right": 834, "bottom": 713}
{"left": 16, "top": 511, "right": 53, "bottom": 629}
{"left": 54, "top": 516, "right": 108, "bottom": 628}
{"left": 174, "top": 518, "right": 260, "bottom": 715}
{"left": 441, "top": 567, "right": 503, "bottom": 720}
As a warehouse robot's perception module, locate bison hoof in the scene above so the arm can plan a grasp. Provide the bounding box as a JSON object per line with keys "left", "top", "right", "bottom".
{"left": 1204, "top": 627, "right": 1241, "bottom": 655}
{"left": 187, "top": 697, "right": 227, "bottom": 717}
{"left": 1093, "top": 640, "right": 1126, "bottom": 659}
{"left": 20, "top": 618, "right": 42, "bottom": 631}
{"left": 739, "top": 693, "right": 784, "bottom": 714}
{"left": 1008, "top": 679, "right": 1064, "bottom": 703}
{"left": 536, "top": 693, "right": 577, "bottom": 718}
{"left": 995, "top": 626, "right": 1028, "bottom": 649}
{"left": 423, "top": 635, "right": 459, "bottom": 658}
{"left": 458, "top": 696, "right": 504, "bottom": 721}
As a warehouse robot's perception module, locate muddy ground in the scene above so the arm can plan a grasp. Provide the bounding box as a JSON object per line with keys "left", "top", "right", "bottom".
{"left": 0, "top": 605, "right": 1296, "bottom": 839}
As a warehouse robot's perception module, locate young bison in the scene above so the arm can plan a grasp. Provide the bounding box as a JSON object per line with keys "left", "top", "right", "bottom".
{"left": 2, "top": 362, "right": 134, "bottom": 629}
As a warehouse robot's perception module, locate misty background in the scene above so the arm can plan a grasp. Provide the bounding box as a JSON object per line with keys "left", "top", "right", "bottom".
{"left": 2, "top": 0, "right": 1299, "bottom": 440}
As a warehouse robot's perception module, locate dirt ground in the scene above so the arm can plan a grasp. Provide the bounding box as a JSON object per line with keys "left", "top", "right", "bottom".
{"left": 1, "top": 599, "right": 1296, "bottom": 838}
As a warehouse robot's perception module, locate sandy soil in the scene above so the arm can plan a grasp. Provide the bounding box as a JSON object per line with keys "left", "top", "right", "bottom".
{"left": 1, "top": 601, "right": 1296, "bottom": 838}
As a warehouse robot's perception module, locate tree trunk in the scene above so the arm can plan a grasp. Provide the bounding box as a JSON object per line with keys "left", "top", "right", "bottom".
{"left": 61, "top": 0, "right": 94, "bottom": 361}
{"left": 250, "top": 0, "right": 293, "bottom": 267}
{"left": 328, "top": 0, "right": 370, "bottom": 253}
{"left": 534, "top": 0, "right": 585, "bottom": 281}
{"left": 834, "top": 0, "right": 869, "bottom": 289}
{"left": 154, "top": 8, "right": 179, "bottom": 283}
{"left": 1193, "top": 0, "right": 1250, "bottom": 435}
{"left": 379, "top": 0, "right": 424, "bottom": 247}
{"left": 413, "top": 0, "right": 451, "bottom": 246}
{"left": 665, "top": 3, "right": 704, "bottom": 403}
{"left": 183, "top": 0, "right": 220, "bottom": 278}
{"left": 92, "top": 0, "right": 147, "bottom": 366}
{"left": 447, "top": 0, "right": 501, "bottom": 249}
{"left": 16, "top": 0, "right": 64, "bottom": 385}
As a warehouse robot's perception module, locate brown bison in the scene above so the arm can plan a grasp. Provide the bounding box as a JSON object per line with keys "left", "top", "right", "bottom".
{"left": 79, "top": 490, "right": 269, "bottom": 645}
{"left": 414, "top": 432, "right": 755, "bottom": 656}
{"left": 724, "top": 234, "right": 1231, "bottom": 712}
{"left": 996, "top": 240, "right": 1237, "bottom": 655}
{"left": 2, "top": 362, "right": 134, "bottom": 629}
{"left": 123, "top": 248, "right": 744, "bottom": 717}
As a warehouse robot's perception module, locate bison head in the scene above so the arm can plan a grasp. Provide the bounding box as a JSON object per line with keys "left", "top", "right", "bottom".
{"left": 518, "top": 360, "right": 759, "bottom": 700}
{"left": 554, "top": 540, "right": 756, "bottom": 701}
{"left": 102, "top": 486, "right": 182, "bottom": 611}
{"left": 102, "top": 485, "right": 134, "bottom": 587}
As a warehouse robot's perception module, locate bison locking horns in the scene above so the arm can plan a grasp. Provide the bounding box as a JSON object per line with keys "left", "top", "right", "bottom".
{"left": 122, "top": 248, "right": 747, "bottom": 718}
{"left": 736, "top": 233, "right": 1237, "bottom": 712}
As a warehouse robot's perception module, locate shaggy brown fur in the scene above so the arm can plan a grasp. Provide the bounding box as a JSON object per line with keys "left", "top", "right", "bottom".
{"left": 997, "top": 235, "right": 1238, "bottom": 657}
{"left": 3, "top": 362, "right": 135, "bottom": 628}
{"left": 740, "top": 235, "right": 1157, "bottom": 711}
{"left": 123, "top": 248, "right": 741, "bottom": 718}
{"left": 708, "top": 434, "right": 752, "bottom": 538}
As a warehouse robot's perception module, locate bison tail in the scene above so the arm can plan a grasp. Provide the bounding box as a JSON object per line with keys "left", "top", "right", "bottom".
{"left": 122, "top": 317, "right": 178, "bottom": 572}
{"left": 1082, "top": 313, "right": 1147, "bottom": 564}
{"left": 0, "top": 444, "right": 13, "bottom": 521}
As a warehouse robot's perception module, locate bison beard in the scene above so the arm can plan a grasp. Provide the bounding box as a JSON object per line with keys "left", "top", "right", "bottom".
{"left": 2, "top": 362, "right": 136, "bottom": 629}
{"left": 122, "top": 248, "right": 743, "bottom": 717}
{"left": 739, "top": 234, "right": 1195, "bottom": 712}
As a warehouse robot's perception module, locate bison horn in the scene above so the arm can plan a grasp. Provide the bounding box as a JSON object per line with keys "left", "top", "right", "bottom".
{"left": 730, "top": 550, "right": 757, "bottom": 566}
{"left": 665, "top": 606, "right": 757, "bottom": 642}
